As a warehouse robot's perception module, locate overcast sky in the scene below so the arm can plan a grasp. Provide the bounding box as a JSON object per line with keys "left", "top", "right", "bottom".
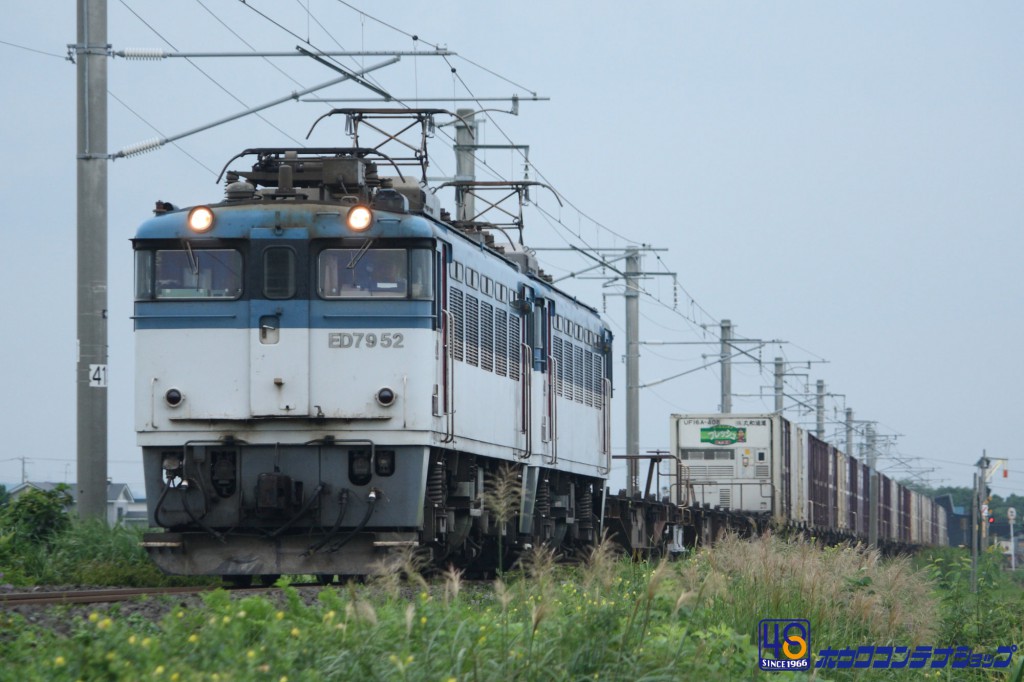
{"left": 1, "top": 2, "right": 1021, "bottom": 500}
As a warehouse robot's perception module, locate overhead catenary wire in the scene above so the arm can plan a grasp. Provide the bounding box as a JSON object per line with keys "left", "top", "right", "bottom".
{"left": 119, "top": 0, "right": 305, "bottom": 147}
{"left": 0, "top": 39, "right": 66, "bottom": 60}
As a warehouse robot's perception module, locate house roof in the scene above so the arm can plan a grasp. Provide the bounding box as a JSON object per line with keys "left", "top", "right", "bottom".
{"left": 9, "top": 481, "right": 137, "bottom": 504}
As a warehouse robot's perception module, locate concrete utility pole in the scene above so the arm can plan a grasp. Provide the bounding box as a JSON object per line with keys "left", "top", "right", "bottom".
{"left": 971, "top": 453, "right": 986, "bottom": 592}
{"left": 625, "top": 248, "right": 641, "bottom": 496}
{"left": 76, "top": 0, "right": 109, "bottom": 520}
{"left": 454, "top": 108, "right": 477, "bottom": 221}
{"left": 1009, "top": 507, "right": 1017, "bottom": 571}
{"left": 867, "top": 423, "right": 878, "bottom": 547}
{"left": 720, "top": 320, "right": 732, "bottom": 413}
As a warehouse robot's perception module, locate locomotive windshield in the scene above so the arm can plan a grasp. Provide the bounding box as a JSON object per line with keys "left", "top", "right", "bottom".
{"left": 135, "top": 248, "right": 243, "bottom": 300}
{"left": 318, "top": 248, "right": 432, "bottom": 300}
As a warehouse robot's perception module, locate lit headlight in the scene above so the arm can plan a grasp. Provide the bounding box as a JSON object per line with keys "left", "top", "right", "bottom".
{"left": 346, "top": 205, "right": 373, "bottom": 231}
{"left": 187, "top": 206, "right": 215, "bottom": 232}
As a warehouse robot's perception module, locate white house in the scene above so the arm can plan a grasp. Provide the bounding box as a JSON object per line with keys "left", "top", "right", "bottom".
{"left": 6, "top": 481, "right": 148, "bottom": 527}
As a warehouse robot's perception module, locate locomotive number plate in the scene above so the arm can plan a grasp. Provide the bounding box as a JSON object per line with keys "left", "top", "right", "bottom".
{"left": 328, "top": 332, "right": 405, "bottom": 349}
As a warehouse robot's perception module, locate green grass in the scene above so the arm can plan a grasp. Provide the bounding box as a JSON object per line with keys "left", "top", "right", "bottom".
{"left": 1, "top": 531, "right": 1023, "bottom": 680}
{"left": 0, "top": 520, "right": 213, "bottom": 587}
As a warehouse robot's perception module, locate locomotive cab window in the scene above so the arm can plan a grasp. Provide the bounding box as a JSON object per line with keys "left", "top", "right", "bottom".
{"left": 318, "top": 248, "right": 433, "bottom": 300}
{"left": 136, "top": 248, "right": 243, "bottom": 300}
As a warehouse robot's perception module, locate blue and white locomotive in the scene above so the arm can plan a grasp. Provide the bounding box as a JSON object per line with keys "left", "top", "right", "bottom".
{"left": 133, "top": 110, "right": 644, "bottom": 580}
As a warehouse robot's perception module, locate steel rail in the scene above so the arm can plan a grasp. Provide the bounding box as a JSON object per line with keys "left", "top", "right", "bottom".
{"left": 0, "top": 586, "right": 213, "bottom": 607}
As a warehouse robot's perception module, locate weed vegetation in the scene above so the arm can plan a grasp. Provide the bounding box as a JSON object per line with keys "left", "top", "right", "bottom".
{"left": 1, "top": 491, "right": 1022, "bottom": 680}
{"left": 0, "top": 486, "right": 210, "bottom": 588}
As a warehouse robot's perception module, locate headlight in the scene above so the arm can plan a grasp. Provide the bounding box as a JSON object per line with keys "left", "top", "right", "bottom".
{"left": 346, "top": 205, "right": 373, "bottom": 231}
{"left": 187, "top": 206, "right": 215, "bottom": 232}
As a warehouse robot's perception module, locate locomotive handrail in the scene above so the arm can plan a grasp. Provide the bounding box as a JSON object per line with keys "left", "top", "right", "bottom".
{"left": 599, "top": 378, "right": 612, "bottom": 474}
{"left": 441, "top": 309, "right": 455, "bottom": 443}
{"left": 149, "top": 377, "right": 159, "bottom": 431}
{"left": 546, "top": 354, "right": 557, "bottom": 466}
{"left": 519, "top": 342, "right": 532, "bottom": 460}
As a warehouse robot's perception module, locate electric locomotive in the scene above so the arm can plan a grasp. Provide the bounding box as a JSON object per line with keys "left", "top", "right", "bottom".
{"left": 134, "top": 110, "right": 668, "bottom": 580}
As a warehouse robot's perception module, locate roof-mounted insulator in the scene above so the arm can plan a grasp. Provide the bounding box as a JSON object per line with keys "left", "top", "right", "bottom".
{"left": 120, "top": 48, "right": 167, "bottom": 60}
{"left": 276, "top": 164, "right": 295, "bottom": 195}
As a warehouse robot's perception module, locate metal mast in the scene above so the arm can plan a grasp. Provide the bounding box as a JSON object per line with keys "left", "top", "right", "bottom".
{"left": 845, "top": 408, "right": 854, "bottom": 464}
{"left": 76, "top": 0, "right": 109, "bottom": 520}
{"left": 774, "top": 357, "right": 784, "bottom": 412}
{"left": 816, "top": 380, "right": 825, "bottom": 439}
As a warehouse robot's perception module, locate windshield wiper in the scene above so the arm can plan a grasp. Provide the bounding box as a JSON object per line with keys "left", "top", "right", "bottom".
{"left": 183, "top": 240, "right": 200, "bottom": 276}
{"left": 347, "top": 238, "right": 375, "bottom": 269}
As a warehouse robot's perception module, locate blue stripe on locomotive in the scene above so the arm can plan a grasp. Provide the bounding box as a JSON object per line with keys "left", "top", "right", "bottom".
{"left": 134, "top": 205, "right": 435, "bottom": 241}
{"left": 133, "top": 300, "right": 435, "bottom": 330}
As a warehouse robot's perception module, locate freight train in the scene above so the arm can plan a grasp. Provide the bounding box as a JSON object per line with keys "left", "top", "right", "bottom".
{"left": 134, "top": 109, "right": 677, "bottom": 582}
{"left": 667, "top": 414, "right": 948, "bottom": 550}
{"left": 134, "top": 110, "right": 944, "bottom": 582}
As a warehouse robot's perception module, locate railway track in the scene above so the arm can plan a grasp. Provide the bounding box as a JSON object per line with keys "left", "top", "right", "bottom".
{"left": 0, "top": 586, "right": 213, "bottom": 608}
{"left": 0, "top": 581, "right": 352, "bottom": 608}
